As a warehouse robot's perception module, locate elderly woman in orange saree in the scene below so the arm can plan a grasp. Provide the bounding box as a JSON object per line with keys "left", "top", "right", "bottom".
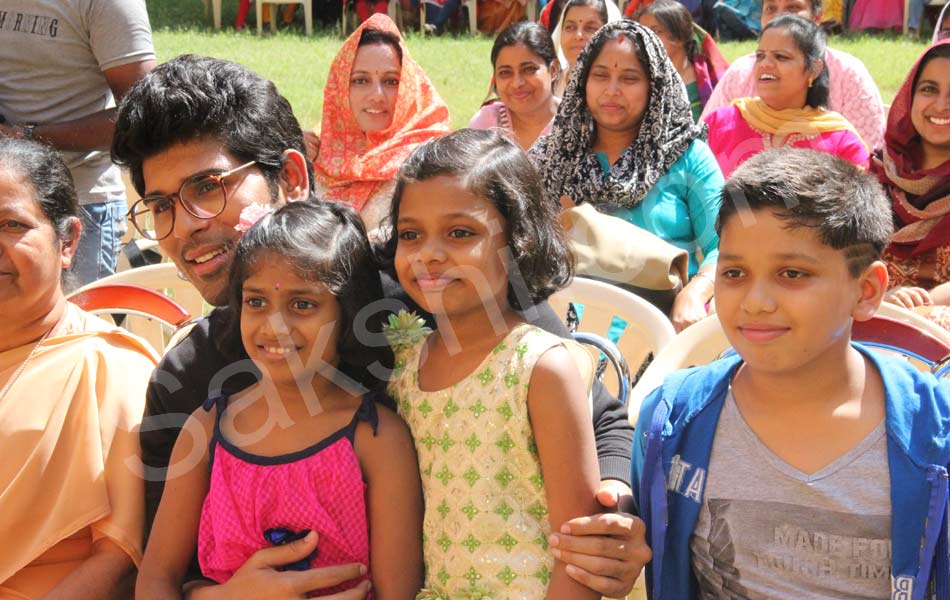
{"left": 0, "top": 138, "right": 158, "bottom": 599}
{"left": 308, "top": 14, "right": 451, "bottom": 238}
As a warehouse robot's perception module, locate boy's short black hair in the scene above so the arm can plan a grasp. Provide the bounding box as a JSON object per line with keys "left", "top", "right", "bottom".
{"left": 111, "top": 54, "right": 312, "bottom": 198}
{"left": 380, "top": 129, "right": 575, "bottom": 311}
{"left": 716, "top": 148, "right": 893, "bottom": 277}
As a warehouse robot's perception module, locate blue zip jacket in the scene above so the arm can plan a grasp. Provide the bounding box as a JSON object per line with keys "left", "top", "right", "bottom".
{"left": 631, "top": 344, "right": 950, "bottom": 600}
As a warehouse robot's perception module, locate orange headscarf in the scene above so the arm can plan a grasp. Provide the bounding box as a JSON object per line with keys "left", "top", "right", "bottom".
{"left": 313, "top": 14, "right": 451, "bottom": 212}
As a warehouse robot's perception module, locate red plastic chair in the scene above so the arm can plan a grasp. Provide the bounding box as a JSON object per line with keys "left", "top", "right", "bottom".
{"left": 852, "top": 315, "right": 950, "bottom": 368}
{"left": 68, "top": 284, "right": 193, "bottom": 353}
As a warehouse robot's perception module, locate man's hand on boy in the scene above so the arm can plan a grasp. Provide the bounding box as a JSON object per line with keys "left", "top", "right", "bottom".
{"left": 549, "top": 480, "right": 652, "bottom": 598}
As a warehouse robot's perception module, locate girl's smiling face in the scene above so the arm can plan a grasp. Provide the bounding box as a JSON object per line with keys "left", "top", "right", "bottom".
{"left": 240, "top": 253, "right": 343, "bottom": 386}
{"left": 349, "top": 42, "right": 401, "bottom": 133}
{"left": 394, "top": 175, "right": 512, "bottom": 320}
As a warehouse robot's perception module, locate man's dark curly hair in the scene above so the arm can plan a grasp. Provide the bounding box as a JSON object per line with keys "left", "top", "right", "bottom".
{"left": 111, "top": 54, "right": 312, "bottom": 198}
{"left": 378, "top": 128, "right": 575, "bottom": 311}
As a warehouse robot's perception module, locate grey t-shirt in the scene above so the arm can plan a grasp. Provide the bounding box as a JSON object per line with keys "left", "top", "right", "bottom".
{"left": 0, "top": 0, "right": 154, "bottom": 205}
{"left": 690, "top": 390, "right": 892, "bottom": 600}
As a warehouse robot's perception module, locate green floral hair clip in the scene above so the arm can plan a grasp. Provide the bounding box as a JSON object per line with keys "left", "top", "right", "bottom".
{"left": 383, "top": 310, "right": 432, "bottom": 349}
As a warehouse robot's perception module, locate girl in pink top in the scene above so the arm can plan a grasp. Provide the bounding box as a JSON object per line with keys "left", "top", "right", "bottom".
{"left": 704, "top": 15, "right": 868, "bottom": 178}
{"left": 136, "top": 202, "right": 424, "bottom": 600}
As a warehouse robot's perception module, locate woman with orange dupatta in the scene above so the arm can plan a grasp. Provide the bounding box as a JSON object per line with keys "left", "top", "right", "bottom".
{"left": 0, "top": 138, "right": 158, "bottom": 600}
{"left": 308, "top": 14, "right": 450, "bottom": 238}
{"left": 875, "top": 41, "right": 950, "bottom": 328}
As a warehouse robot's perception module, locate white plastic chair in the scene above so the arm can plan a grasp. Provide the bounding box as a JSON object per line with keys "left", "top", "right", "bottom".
{"left": 72, "top": 262, "right": 207, "bottom": 321}
{"left": 549, "top": 277, "right": 676, "bottom": 404}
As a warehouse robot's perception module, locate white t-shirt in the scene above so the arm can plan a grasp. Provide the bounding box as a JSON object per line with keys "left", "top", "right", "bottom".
{"left": 0, "top": 0, "right": 155, "bottom": 204}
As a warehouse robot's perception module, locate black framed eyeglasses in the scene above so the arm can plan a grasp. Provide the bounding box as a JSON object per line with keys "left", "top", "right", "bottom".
{"left": 127, "top": 160, "right": 259, "bottom": 241}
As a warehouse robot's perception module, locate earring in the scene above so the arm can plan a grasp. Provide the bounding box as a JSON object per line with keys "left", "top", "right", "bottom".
{"left": 808, "top": 78, "right": 814, "bottom": 88}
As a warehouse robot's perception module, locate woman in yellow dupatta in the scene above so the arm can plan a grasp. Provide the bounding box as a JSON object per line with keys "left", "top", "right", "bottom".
{"left": 703, "top": 15, "right": 869, "bottom": 178}
{"left": 307, "top": 14, "right": 450, "bottom": 239}
{"left": 0, "top": 139, "right": 158, "bottom": 599}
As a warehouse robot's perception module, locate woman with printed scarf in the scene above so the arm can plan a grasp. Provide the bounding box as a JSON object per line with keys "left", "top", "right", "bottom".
{"left": 531, "top": 20, "right": 724, "bottom": 332}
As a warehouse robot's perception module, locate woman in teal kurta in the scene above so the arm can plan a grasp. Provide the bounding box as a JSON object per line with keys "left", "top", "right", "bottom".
{"left": 531, "top": 20, "right": 724, "bottom": 330}
{"left": 597, "top": 139, "right": 722, "bottom": 279}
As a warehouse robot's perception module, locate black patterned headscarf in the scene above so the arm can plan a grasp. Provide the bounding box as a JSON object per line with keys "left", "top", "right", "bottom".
{"left": 530, "top": 19, "right": 706, "bottom": 210}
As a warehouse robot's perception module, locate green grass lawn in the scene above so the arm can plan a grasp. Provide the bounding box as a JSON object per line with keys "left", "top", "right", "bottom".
{"left": 150, "top": 3, "right": 931, "bottom": 130}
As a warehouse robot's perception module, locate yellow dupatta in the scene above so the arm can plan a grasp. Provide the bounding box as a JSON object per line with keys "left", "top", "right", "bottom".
{"left": 0, "top": 303, "right": 158, "bottom": 599}
{"left": 733, "top": 97, "right": 867, "bottom": 149}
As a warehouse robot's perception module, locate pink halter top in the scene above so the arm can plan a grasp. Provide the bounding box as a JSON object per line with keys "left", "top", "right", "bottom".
{"left": 197, "top": 392, "right": 379, "bottom": 598}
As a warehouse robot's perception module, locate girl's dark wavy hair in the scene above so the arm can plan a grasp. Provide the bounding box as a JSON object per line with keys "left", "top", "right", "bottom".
{"left": 378, "top": 129, "right": 575, "bottom": 311}
{"left": 225, "top": 201, "right": 394, "bottom": 392}
{"left": 761, "top": 15, "right": 830, "bottom": 109}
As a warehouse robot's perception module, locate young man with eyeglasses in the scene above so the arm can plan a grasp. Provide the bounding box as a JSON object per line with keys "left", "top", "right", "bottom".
{"left": 113, "top": 54, "right": 650, "bottom": 599}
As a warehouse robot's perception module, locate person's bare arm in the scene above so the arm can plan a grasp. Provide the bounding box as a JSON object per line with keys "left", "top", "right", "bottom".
{"left": 672, "top": 266, "right": 715, "bottom": 332}
{"left": 357, "top": 406, "right": 425, "bottom": 598}
{"left": 185, "top": 541, "right": 370, "bottom": 600}
{"left": 41, "top": 538, "right": 135, "bottom": 600}
{"left": 143, "top": 407, "right": 369, "bottom": 600}
{"left": 528, "top": 345, "right": 601, "bottom": 600}
{"left": 1, "top": 59, "right": 155, "bottom": 151}
{"left": 550, "top": 479, "right": 652, "bottom": 598}
{"left": 884, "top": 286, "right": 933, "bottom": 309}
{"left": 136, "top": 408, "right": 215, "bottom": 600}
{"left": 929, "top": 281, "right": 950, "bottom": 306}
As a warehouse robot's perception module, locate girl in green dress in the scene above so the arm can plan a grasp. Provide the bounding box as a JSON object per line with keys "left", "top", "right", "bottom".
{"left": 383, "top": 129, "right": 601, "bottom": 600}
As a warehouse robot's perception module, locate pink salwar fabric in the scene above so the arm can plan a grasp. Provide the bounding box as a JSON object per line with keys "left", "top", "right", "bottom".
{"left": 704, "top": 104, "right": 870, "bottom": 178}
{"left": 700, "top": 47, "right": 886, "bottom": 152}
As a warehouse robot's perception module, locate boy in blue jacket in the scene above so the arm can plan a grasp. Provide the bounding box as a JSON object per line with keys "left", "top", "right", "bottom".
{"left": 632, "top": 148, "right": 950, "bottom": 600}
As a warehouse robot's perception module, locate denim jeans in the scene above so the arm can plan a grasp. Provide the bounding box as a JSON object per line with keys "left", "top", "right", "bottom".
{"left": 72, "top": 199, "right": 128, "bottom": 286}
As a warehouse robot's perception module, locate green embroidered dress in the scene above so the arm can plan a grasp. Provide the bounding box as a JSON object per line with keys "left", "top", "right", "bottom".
{"left": 388, "top": 323, "right": 563, "bottom": 600}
